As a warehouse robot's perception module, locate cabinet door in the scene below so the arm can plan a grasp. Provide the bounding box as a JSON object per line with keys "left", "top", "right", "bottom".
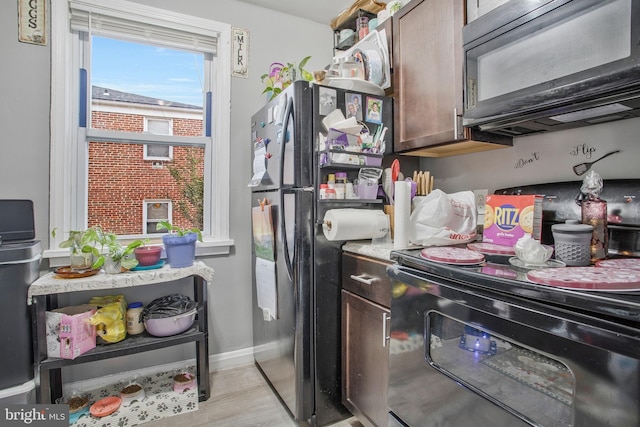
{"left": 342, "top": 290, "right": 390, "bottom": 427}
{"left": 393, "top": 0, "right": 465, "bottom": 151}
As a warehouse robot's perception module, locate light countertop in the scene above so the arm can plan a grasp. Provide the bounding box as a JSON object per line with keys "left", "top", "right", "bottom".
{"left": 342, "top": 240, "right": 395, "bottom": 261}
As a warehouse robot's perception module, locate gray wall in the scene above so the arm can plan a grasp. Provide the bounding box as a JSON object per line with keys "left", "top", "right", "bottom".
{"left": 0, "top": 0, "right": 333, "bottom": 381}
{"left": 417, "top": 117, "right": 640, "bottom": 194}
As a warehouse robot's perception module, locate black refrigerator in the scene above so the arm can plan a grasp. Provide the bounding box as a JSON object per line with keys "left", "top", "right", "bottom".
{"left": 249, "top": 80, "right": 393, "bottom": 426}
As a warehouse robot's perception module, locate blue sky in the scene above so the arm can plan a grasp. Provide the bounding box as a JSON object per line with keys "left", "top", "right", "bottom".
{"left": 91, "top": 36, "right": 204, "bottom": 107}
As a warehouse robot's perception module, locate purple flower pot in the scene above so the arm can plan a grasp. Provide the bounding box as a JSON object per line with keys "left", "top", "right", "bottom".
{"left": 162, "top": 233, "right": 197, "bottom": 268}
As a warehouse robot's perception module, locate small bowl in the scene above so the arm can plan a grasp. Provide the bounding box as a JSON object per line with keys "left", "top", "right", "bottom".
{"left": 514, "top": 245, "right": 554, "bottom": 265}
{"left": 57, "top": 391, "right": 91, "bottom": 423}
{"left": 173, "top": 372, "right": 196, "bottom": 393}
{"left": 120, "top": 382, "right": 145, "bottom": 407}
{"left": 90, "top": 396, "right": 122, "bottom": 418}
{"left": 134, "top": 246, "right": 162, "bottom": 266}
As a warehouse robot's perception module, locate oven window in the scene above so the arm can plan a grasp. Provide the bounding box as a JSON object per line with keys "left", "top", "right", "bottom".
{"left": 427, "top": 312, "right": 575, "bottom": 426}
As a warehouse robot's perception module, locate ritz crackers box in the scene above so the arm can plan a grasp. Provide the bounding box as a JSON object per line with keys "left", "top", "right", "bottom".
{"left": 482, "top": 194, "right": 543, "bottom": 247}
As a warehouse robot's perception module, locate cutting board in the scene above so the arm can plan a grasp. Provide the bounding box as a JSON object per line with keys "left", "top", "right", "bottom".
{"left": 527, "top": 267, "right": 640, "bottom": 291}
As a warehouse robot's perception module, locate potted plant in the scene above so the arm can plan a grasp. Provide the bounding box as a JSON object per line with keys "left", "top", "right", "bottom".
{"left": 55, "top": 226, "right": 143, "bottom": 273}
{"left": 89, "top": 228, "right": 143, "bottom": 273}
{"left": 134, "top": 238, "right": 163, "bottom": 267}
{"left": 55, "top": 227, "right": 101, "bottom": 271}
{"left": 261, "top": 56, "right": 313, "bottom": 101}
{"left": 102, "top": 237, "right": 143, "bottom": 274}
{"left": 156, "top": 221, "right": 202, "bottom": 268}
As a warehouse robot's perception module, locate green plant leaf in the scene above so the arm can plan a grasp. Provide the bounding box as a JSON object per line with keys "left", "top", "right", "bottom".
{"left": 298, "top": 55, "right": 311, "bottom": 69}
{"left": 300, "top": 70, "right": 314, "bottom": 82}
{"left": 121, "top": 258, "right": 139, "bottom": 270}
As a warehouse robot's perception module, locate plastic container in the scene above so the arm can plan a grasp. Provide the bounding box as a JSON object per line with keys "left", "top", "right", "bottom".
{"left": 551, "top": 220, "right": 593, "bottom": 266}
{"left": 356, "top": 180, "right": 379, "bottom": 200}
{"left": 319, "top": 184, "right": 328, "bottom": 200}
{"left": 126, "top": 302, "right": 145, "bottom": 335}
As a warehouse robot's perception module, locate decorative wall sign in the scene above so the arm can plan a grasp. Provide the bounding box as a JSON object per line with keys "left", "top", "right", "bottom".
{"left": 232, "top": 27, "right": 249, "bottom": 78}
{"left": 18, "top": 0, "right": 47, "bottom": 46}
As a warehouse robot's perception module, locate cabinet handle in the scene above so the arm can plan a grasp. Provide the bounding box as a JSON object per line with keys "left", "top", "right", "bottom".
{"left": 382, "top": 313, "right": 391, "bottom": 348}
{"left": 453, "top": 107, "right": 463, "bottom": 139}
{"left": 350, "top": 274, "right": 375, "bottom": 285}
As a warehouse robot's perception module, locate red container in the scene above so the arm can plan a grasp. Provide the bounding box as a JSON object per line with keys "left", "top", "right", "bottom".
{"left": 134, "top": 246, "right": 162, "bottom": 266}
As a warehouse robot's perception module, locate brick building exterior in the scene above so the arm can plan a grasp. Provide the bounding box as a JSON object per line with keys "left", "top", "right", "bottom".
{"left": 88, "top": 87, "right": 204, "bottom": 235}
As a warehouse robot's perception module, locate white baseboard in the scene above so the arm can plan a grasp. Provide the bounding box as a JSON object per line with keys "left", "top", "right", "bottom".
{"left": 63, "top": 347, "right": 256, "bottom": 394}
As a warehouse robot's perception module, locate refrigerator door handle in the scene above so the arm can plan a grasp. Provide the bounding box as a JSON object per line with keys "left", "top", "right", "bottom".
{"left": 280, "top": 97, "right": 295, "bottom": 281}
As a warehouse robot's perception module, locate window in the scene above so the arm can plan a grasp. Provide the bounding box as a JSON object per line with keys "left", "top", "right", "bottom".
{"left": 47, "top": 0, "right": 233, "bottom": 263}
{"left": 144, "top": 200, "right": 171, "bottom": 234}
{"left": 144, "top": 118, "right": 173, "bottom": 161}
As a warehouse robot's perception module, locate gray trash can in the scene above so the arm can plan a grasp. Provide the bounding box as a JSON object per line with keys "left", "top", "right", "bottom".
{"left": 0, "top": 199, "right": 41, "bottom": 390}
{"left": 0, "top": 240, "right": 42, "bottom": 389}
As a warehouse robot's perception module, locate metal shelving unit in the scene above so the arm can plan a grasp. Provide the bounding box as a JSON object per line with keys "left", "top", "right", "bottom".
{"left": 29, "top": 264, "right": 212, "bottom": 404}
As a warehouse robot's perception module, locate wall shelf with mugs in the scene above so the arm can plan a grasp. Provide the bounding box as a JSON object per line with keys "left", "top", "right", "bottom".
{"left": 333, "top": 9, "right": 378, "bottom": 53}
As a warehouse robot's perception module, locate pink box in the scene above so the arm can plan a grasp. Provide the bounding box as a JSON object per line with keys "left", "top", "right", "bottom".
{"left": 55, "top": 305, "right": 97, "bottom": 359}
{"left": 482, "top": 194, "right": 543, "bottom": 247}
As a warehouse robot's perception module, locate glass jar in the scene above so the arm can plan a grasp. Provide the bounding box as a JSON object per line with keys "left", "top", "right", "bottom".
{"left": 126, "top": 302, "right": 145, "bottom": 335}
{"left": 581, "top": 196, "right": 608, "bottom": 262}
{"left": 356, "top": 17, "right": 370, "bottom": 40}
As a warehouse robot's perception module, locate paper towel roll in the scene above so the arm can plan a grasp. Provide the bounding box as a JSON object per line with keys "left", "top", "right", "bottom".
{"left": 323, "top": 209, "right": 390, "bottom": 241}
{"left": 394, "top": 181, "right": 411, "bottom": 249}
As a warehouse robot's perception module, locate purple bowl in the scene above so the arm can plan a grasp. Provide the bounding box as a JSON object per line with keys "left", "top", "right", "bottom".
{"left": 143, "top": 308, "right": 197, "bottom": 337}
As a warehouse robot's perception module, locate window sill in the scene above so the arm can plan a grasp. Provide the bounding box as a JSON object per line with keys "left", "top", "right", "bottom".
{"left": 43, "top": 238, "right": 235, "bottom": 268}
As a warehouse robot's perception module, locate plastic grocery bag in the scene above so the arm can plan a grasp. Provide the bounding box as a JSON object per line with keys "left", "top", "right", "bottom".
{"left": 408, "top": 189, "right": 477, "bottom": 246}
{"left": 88, "top": 295, "right": 127, "bottom": 343}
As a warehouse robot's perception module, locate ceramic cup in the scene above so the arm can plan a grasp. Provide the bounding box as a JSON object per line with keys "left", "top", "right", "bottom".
{"left": 377, "top": 9, "right": 390, "bottom": 22}
{"left": 339, "top": 29, "right": 354, "bottom": 43}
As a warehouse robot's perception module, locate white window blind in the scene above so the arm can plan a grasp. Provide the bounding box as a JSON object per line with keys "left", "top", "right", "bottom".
{"left": 69, "top": 0, "right": 218, "bottom": 54}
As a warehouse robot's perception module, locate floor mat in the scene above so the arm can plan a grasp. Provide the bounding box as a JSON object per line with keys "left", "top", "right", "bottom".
{"left": 72, "top": 368, "right": 198, "bottom": 426}
{"left": 481, "top": 347, "right": 574, "bottom": 405}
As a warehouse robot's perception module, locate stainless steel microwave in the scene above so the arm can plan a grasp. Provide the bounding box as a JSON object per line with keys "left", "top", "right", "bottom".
{"left": 462, "top": 0, "right": 640, "bottom": 137}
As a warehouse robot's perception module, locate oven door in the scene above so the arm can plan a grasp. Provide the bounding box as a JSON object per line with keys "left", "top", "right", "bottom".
{"left": 387, "top": 265, "right": 640, "bottom": 427}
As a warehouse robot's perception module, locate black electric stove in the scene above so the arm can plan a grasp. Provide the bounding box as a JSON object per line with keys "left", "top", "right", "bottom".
{"left": 387, "top": 181, "right": 640, "bottom": 427}
{"left": 390, "top": 248, "right": 640, "bottom": 325}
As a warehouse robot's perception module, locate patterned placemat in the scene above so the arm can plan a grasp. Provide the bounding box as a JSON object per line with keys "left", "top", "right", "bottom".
{"left": 481, "top": 347, "right": 574, "bottom": 405}
{"left": 73, "top": 368, "right": 198, "bottom": 426}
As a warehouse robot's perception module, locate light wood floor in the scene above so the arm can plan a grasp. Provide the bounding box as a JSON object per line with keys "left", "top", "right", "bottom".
{"left": 148, "top": 363, "right": 364, "bottom": 427}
